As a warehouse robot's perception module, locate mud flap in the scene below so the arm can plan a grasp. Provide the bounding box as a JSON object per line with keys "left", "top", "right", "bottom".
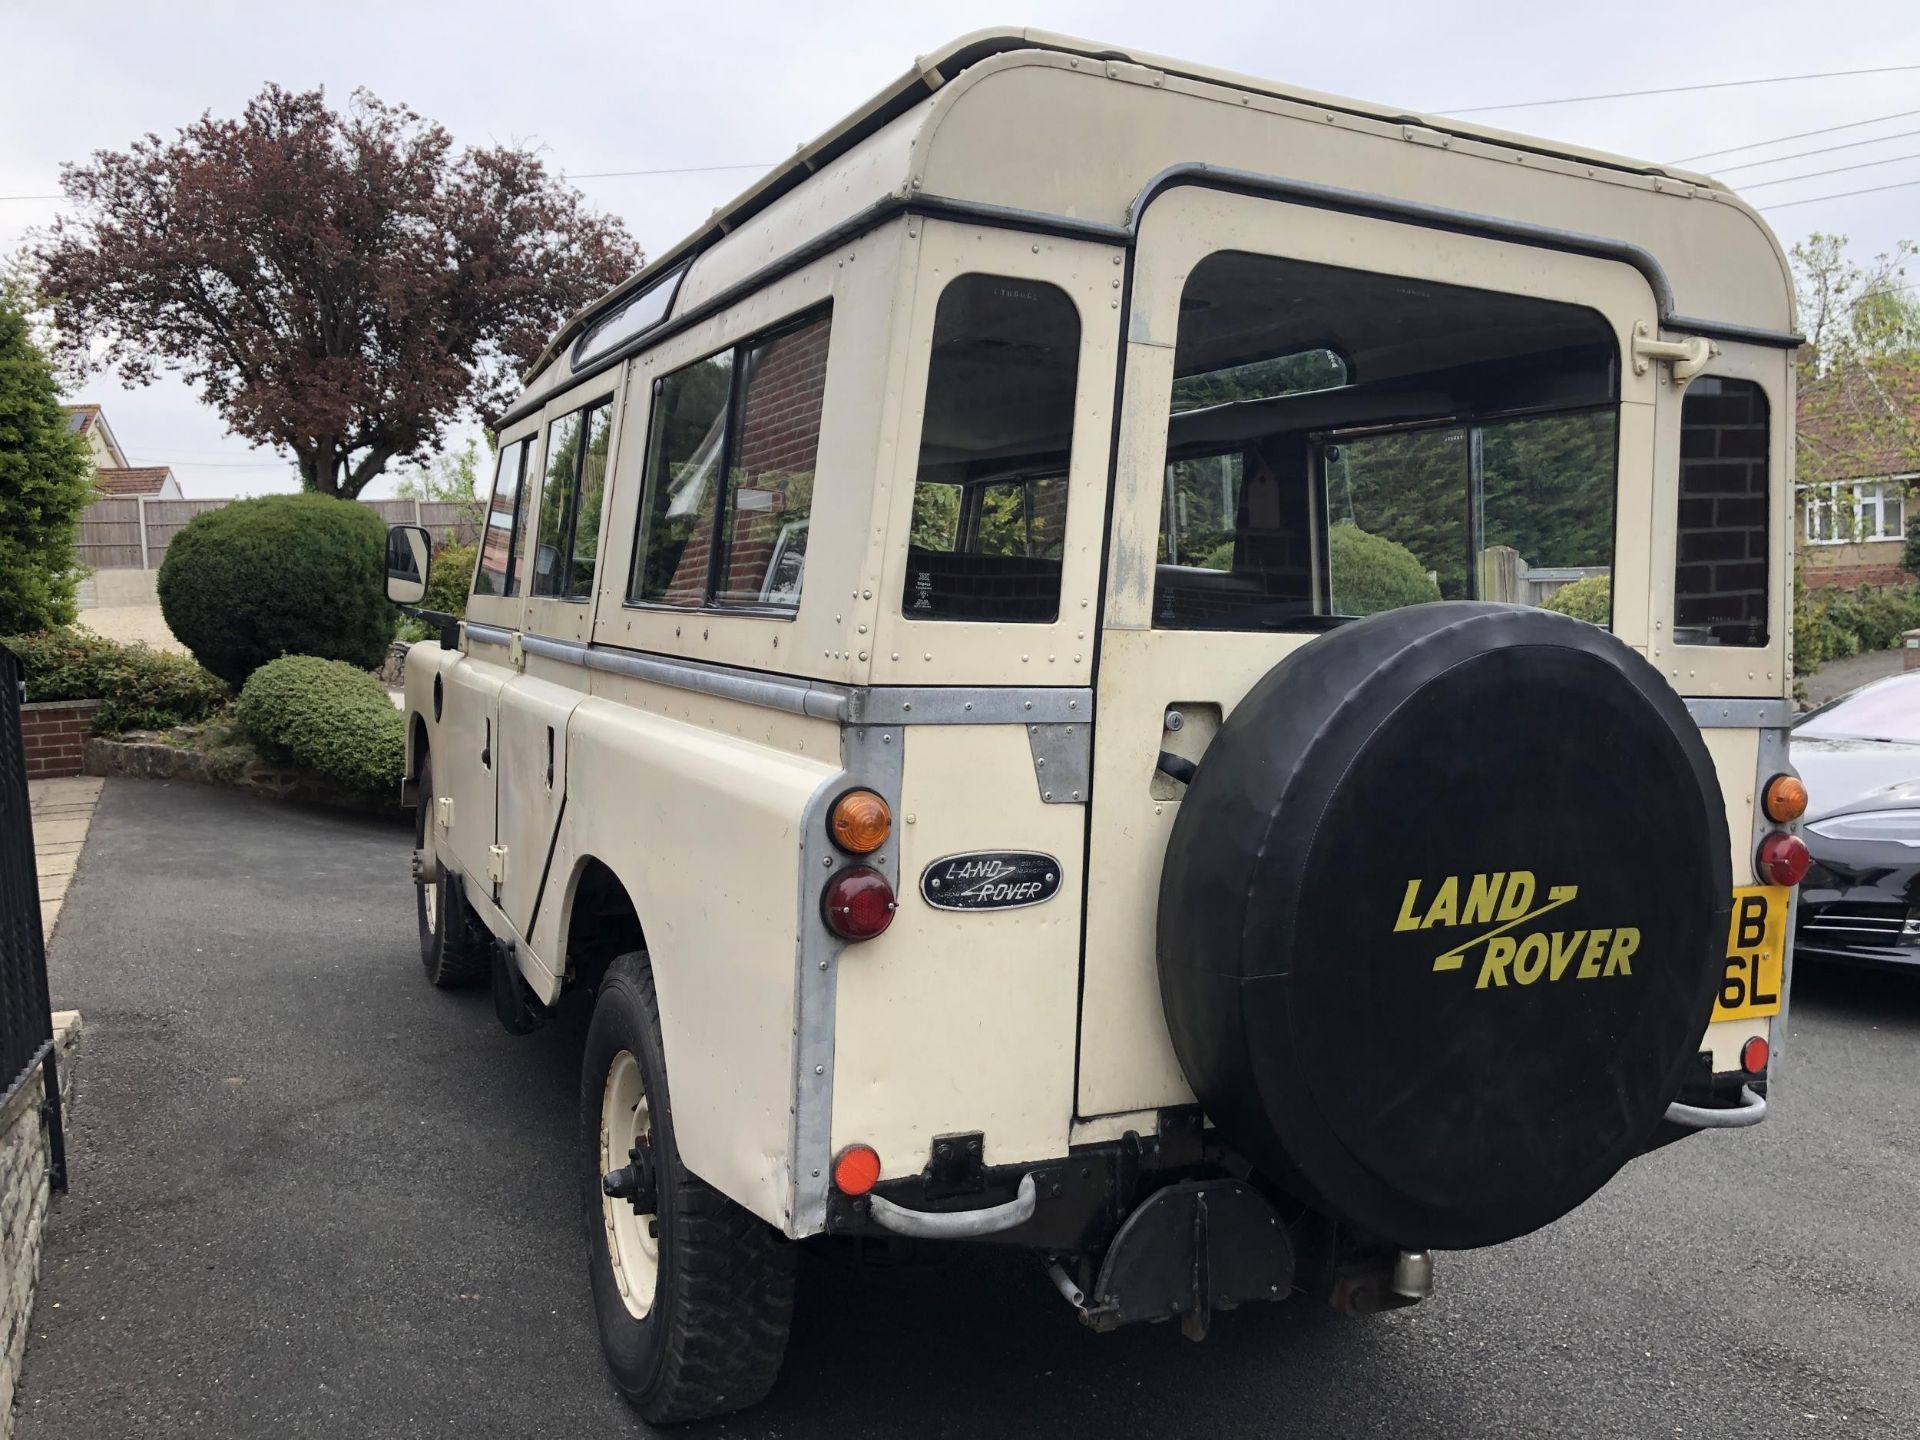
{"left": 1082, "top": 1180, "right": 1294, "bottom": 1339}
{"left": 491, "top": 937, "right": 546, "bottom": 1035}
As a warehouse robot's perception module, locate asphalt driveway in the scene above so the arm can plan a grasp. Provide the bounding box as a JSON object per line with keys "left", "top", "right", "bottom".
{"left": 18, "top": 778, "right": 1920, "bottom": 1437}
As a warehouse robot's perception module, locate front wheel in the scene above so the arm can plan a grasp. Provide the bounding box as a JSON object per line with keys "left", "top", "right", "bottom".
{"left": 581, "top": 951, "right": 795, "bottom": 1424}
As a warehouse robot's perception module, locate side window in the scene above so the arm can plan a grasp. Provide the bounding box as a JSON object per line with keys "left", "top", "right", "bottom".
{"left": 1154, "top": 251, "right": 1618, "bottom": 631}
{"left": 631, "top": 306, "right": 831, "bottom": 613}
{"left": 474, "top": 437, "right": 530, "bottom": 596}
{"left": 716, "top": 315, "right": 831, "bottom": 607}
{"left": 901, "top": 275, "right": 1081, "bottom": 623}
{"left": 1675, "top": 378, "right": 1769, "bottom": 647}
{"left": 531, "top": 398, "right": 614, "bottom": 601}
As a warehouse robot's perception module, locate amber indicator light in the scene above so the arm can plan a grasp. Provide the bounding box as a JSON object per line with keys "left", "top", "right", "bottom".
{"left": 830, "top": 789, "right": 892, "bottom": 855}
{"left": 1762, "top": 774, "right": 1807, "bottom": 825}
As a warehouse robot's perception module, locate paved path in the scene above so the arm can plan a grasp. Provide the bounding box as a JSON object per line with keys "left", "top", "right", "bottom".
{"left": 17, "top": 779, "right": 1920, "bottom": 1437}
{"left": 78, "top": 606, "right": 184, "bottom": 653}
{"left": 27, "top": 777, "right": 103, "bottom": 939}
{"left": 1802, "top": 648, "right": 1907, "bottom": 708}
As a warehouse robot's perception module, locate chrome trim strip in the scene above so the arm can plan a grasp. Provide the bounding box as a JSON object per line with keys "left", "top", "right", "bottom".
{"left": 1684, "top": 697, "right": 1794, "bottom": 729}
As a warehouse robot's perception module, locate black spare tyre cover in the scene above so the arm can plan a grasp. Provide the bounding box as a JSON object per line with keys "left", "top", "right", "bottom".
{"left": 1158, "top": 603, "right": 1730, "bottom": 1251}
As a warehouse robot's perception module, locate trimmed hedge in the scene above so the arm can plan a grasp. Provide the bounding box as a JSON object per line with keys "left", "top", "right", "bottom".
{"left": 425, "top": 540, "right": 475, "bottom": 619}
{"left": 158, "top": 493, "right": 394, "bottom": 688}
{"left": 1794, "top": 584, "right": 1920, "bottom": 672}
{"left": 235, "top": 655, "right": 404, "bottom": 793}
{"left": 3, "top": 626, "right": 229, "bottom": 733}
{"left": 1327, "top": 521, "right": 1443, "bottom": 615}
{"left": 1542, "top": 573, "right": 1611, "bottom": 625}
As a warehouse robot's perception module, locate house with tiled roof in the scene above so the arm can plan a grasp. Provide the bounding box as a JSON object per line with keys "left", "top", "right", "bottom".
{"left": 1795, "top": 361, "right": 1920, "bottom": 589}
{"left": 63, "top": 405, "right": 183, "bottom": 499}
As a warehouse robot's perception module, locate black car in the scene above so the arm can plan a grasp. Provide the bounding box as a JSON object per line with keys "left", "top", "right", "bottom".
{"left": 1792, "top": 672, "right": 1920, "bottom": 970}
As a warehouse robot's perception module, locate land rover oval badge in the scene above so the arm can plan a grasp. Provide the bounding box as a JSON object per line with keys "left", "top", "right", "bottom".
{"left": 920, "top": 851, "right": 1061, "bottom": 912}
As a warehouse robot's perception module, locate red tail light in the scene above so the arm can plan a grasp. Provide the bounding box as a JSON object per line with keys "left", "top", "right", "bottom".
{"left": 1740, "top": 1035, "right": 1770, "bottom": 1075}
{"left": 823, "top": 866, "right": 895, "bottom": 941}
{"left": 1757, "top": 831, "right": 1811, "bottom": 887}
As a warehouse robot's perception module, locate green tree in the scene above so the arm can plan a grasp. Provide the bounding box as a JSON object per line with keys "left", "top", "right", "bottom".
{"left": 0, "top": 279, "right": 94, "bottom": 633}
{"left": 392, "top": 436, "right": 485, "bottom": 527}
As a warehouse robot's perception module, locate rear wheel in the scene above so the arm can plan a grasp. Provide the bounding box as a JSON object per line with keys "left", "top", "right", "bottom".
{"left": 415, "top": 751, "right": 488, "bottom": 987}
{"left": 581, "top": 951, "right": 794, "bottom": 1424}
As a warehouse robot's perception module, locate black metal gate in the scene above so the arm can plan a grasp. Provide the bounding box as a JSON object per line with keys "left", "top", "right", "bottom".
{"left": 0, "top": 645, "right": 67, "bottom": 1191}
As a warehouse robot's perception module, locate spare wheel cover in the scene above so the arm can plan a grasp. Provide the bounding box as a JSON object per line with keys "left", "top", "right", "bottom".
{"left": 1156, "top": 602, "right": 1731, "bottom": 1250}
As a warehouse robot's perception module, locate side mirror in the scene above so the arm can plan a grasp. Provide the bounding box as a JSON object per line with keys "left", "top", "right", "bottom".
{"left": 385, "top": 524, "right": 432, "bottom": 605}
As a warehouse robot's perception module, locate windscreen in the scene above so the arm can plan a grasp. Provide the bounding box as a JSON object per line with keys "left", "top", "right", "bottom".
{"left": 1155, "top": 252, "right": 1620, "bottom": 633}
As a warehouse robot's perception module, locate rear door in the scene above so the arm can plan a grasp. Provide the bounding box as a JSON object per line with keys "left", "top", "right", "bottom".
{"left": 1076, "top": 187, "right": 1662, "bottom": 1119}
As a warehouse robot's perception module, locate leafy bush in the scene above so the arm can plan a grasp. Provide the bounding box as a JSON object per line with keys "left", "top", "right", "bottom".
{"left": 1327, "top": 521, "right": 1442, "bottom": 615}
{"left": 235, "top": 655, "right": 404, "bottom": 793}
{"left": 0, "top": 285, "right": 96, "bottom": 634}
{"left": 2, "top": 626, "right": 228, "bottom": 733}
{"left": 158, "top": 493, "right": 394, "bottom": 687}
{"left": 424, "top": 540, "right": 475, "bottom": 618}
{"left": 1792, "top": 583, "right": 1920, "bottom": 672}
{"left": 1541, "top": 573, "right": 1611, "bottom": 625}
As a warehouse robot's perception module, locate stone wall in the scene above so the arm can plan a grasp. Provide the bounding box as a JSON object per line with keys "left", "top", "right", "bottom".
{"left": 0, "top": 1012, "right": 80, "bottom": 1434}
{"left": 20, "top": 703, "right": 101, "bottom": 781}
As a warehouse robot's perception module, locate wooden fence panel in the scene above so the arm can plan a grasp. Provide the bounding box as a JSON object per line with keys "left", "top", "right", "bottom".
{"left": 140, "top": 500, "right": 228, "bottom": 569}
{"left": 75, "top": 500, "right": 142, "bottom": 569}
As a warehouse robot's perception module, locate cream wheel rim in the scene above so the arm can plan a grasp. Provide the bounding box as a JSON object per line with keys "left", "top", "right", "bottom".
{"left": 422, "top": 875, "right": 438, "bottom": 930}
{"left": 600, "top": 1049, "right": 658, "bottom": 1318}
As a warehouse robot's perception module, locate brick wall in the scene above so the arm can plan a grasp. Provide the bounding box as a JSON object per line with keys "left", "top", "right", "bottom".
{"left": 0, "top": 1012, "right": 80, "bottom": 1435}
{"left": 20, "top": 702, "right": 101, "bottom": 781}
{"left": 1675, "top": 379, "right": 1770, "bottom": 644}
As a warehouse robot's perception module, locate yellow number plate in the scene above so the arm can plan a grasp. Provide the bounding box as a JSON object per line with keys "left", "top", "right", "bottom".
{"left": 1714, "top": 885, "right": 1789, "bottom": 1022}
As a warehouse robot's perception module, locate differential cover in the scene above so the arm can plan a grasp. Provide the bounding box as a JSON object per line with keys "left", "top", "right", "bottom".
{"left": 1157, "top": 603, "right": 1731, "bottom": 1250}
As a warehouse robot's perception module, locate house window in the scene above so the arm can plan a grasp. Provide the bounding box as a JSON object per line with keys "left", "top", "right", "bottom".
{"left": 631, "top": 307, "right": 832, "bottom": 613}
{"left": 1804, "top": 479, "right": 1910, "bottom": 545}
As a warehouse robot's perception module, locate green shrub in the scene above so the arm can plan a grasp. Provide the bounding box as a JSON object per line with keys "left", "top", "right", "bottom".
{"left": 0, "top": 286, "right": 96, "bottom": 634}
{"left": 157, "top": 493, "right": 394, "bottom": 688}
{"left": 424, "top": 540, "right": 475, "bottom": 618}
{"left": 1791, "top": 583, "right": 1920, "bottom": 672}
{"left": 235, "top": 655, "right": 404, "bottom": 793}
{"left": 2, "top": 626, "right": 228, "bottom": 733}
{"left": 1327, "top": 521, "right": 1442, "bottom": 615}
{"left": 1541, "top": 573, "right": 1611, "bottom": 625}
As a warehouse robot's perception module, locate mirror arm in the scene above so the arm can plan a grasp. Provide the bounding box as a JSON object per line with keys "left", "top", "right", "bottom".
{"left": 396, "top": 604, "right": 460, "bottom": 650}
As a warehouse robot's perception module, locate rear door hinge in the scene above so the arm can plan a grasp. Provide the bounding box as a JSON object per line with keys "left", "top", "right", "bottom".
{"left": 1631, "top": 322, "right": 1717, "bottom": 384}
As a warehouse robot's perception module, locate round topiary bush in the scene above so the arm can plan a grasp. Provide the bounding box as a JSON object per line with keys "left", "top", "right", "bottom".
{"left": 1541, "top": 573, "right": 1611, "bottom": 626}
{"left": 157, "top": 493, "right": 394, "bottom": 688}
{"left": 235, "top": 654, "right": 404, "bottom": 793}
{"left": 1327, "top": 521, "right": 1443, "bottom": 616}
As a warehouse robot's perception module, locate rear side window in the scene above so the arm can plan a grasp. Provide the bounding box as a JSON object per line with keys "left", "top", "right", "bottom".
{"left": 474, "top": 437, "right": 532, "bottom": 596}
{"left": 531, "top": 397, "right": 614, "bottom": 601}
{"left": 1154, "top": 251, "right": 1618, "bottom": 632}
{"left": 1675, "top": 378, "right": 1769, "bottom": 647}
{"left": 902, "top": 275, "right": 1081, "bottom": 623}
{"left": 631, "top": 308, "right": 830, "bottom": 612}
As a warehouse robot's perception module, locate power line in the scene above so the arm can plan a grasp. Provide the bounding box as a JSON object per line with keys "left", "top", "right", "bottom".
{"left": 1444, "top": 63, "right": 1920, "bottom": 115}
{"left": 1716, "top": 126, "right": 1920, "bottom": 174}
{"left": 1741, "top": 150, "right": 1920, "bottom": 190}
{"left": 1758, "top": 175, "right": 1920, "bottom": 210}
{"left": 1672, "top": 107, "right": 1920, "bottom": 164}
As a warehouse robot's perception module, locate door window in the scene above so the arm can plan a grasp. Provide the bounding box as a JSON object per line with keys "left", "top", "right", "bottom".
{"left": 531, "top": 397, "right": 614, "bottom": 601}
{"left": 474, "top": 437, "right": 532, "bottom": 596}
{"left": 1152, "top": 251, "right": 1619, "bottom": 631}
{"left": 1674, "top": 377, "right": 1770, "bottom": 647}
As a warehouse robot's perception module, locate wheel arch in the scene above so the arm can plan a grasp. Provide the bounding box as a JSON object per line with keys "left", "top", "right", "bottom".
{"left": 559, "top": 853, "right": 649, "bottom": 999}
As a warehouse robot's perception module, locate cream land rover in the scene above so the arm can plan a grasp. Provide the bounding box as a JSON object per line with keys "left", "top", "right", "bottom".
{"left": 383, "top": 29, "right": 1808, "bottom": 1424}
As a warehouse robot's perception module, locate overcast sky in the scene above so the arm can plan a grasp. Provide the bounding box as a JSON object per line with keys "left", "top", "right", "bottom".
{"left": 3, "top": 0, "right": 1917, "bottom": 496}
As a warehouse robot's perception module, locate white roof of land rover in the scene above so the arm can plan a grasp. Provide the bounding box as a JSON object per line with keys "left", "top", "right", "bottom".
{"left": 519, "top": 28, "right": 1794, "bottom": 407}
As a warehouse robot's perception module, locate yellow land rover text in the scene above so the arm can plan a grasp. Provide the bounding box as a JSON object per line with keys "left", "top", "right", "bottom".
{"left": 1394, "top": 871, "right": 1641, "bottom": 989}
